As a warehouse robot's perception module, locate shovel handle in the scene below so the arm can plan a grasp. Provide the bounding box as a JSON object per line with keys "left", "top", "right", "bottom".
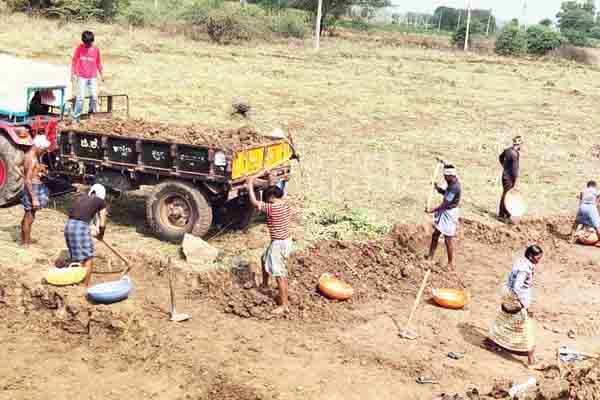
{"left": 167, "top": 257, "right": 176, "bottom": 312}
{"left": 426, "top": 162, "right": 443, "bottom": 211}
{"left": 405, "top": 269, "right": 431, "bottom": 329}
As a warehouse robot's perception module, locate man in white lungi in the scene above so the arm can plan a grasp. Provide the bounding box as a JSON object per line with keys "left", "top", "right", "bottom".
{"left": 426, "top": 165, "right": 461, "bottom": 269}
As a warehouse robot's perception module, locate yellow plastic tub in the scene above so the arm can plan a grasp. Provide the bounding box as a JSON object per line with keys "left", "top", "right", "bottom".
{"left": 45, "top": 266, "right": 87, "bottom": 286}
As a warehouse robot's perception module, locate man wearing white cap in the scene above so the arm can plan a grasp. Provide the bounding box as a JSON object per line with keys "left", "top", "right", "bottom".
{"left": 64, "top": 184, "right": 108, "bottom": 286}
{"left": 426, "top": 164, "right": 461, "bottom": 269}
{"left": 16, "top": 135, "right": 51, "bottom": 246}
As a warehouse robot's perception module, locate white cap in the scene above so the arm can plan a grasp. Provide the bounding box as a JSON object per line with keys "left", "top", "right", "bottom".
{"left": 33, "top": 135, "right": 51, "bottom": 150}
{"left": 89, "top": 184, "right": 106, "bottom": 200}
{"left": 269, "top": 128, "right": 286, "bottom": 139}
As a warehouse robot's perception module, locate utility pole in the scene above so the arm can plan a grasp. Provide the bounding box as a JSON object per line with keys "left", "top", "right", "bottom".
{"left": 522, "top": 0, "right": 527, "bottom": 29}
{"left": 486, "top": 9, "right": 492, "bottom": 36}
{"left": 314, "top": 0, "right": 323, "bottom": 49}
{"left": 464, "top": 0, "right": 472, "bottom": 51}
{"left": 438, "top": 8, "right": 443, "bottom": 32}
{"left": 456, "top": 10, "right": 462, "bottom": 30}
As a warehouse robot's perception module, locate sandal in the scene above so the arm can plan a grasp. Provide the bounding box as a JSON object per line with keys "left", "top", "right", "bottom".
{"left": 416, "top": 376, "right": 438, "bottom": 384}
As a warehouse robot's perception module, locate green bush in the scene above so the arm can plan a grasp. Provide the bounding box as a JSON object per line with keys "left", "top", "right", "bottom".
{"left": 589, "top": 26, "right": 600, "bottom": 40}
{"left": 270, "top": 12, "right": 306, "bottom": 38}
{"left": 204, "top": 6, "right": 265, "bottom": 43}
{"left": 180, "top": 0, "right": 214, "bottom": 25}
{"left": 119, "top": 0, "right": 160, "bottom": 26}
{"left": 344, "top": 18, "right": 370, "bottom": 31}
{"left": 563, "top": 29, "right": 589, "bottom": 47}
{"left": 495, "top": 24, "right": 527, "bottom": 56}
{"left": 526, "top": 25, "right": 564, "bottom": 55}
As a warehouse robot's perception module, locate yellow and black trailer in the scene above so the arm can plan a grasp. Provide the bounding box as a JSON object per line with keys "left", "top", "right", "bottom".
{"left": 53, "top": 127, "right": 295, "bottom": 243}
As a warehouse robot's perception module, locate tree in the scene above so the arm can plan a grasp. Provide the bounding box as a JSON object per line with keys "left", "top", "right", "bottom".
{"left": 433, "top": 6, "right": 460, "bottom": 31}
{"left": 291, "top": 0, "right": 389, "bottom": 33}
{"left": 557, "top": 1, "right": 595, "bottom": 33}
{"left": 452, "top": 21, "right": 482, "bottom": 49}
{"left": 526, "top": 24, "right": 564, "bottom": 55}
{"left": 432, "top": 6, "right": 495, "bottom": 33}
{"left": 495, "top": 24, "right": 527, "bottom": 56}
{"left": 540, "top": 18, "right": 553, "bottom": 27}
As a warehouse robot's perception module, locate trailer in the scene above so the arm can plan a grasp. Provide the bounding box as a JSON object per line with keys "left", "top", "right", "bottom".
{"left": 0, "top": 55, "right": 296, "bottom": 242}
{"left": 53, "top": 124, "right": 294, "bottom": 241}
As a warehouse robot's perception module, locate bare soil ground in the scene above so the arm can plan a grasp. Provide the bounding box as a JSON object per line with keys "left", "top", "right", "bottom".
{"left": 0, "top": 213, "right": 599, "bottom": 399}
{"left": 0, "top": 13, "right": 599, "bottom": 400}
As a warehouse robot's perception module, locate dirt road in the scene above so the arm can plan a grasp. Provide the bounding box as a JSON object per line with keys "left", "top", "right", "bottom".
{"left": 1, "top": 215, "right": 598, "bottom": 400}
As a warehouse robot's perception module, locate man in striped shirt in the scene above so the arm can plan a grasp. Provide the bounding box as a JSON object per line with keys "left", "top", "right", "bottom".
{"left": 248, "top": 173, "right": 293, "bottom": 315}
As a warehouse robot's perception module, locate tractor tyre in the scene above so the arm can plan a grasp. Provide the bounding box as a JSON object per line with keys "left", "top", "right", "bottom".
{"left": 0, "top": 133, "right": 24, "bottom": 206}
{"left": 146, "top": 180, "right": 213, "bottom": 243}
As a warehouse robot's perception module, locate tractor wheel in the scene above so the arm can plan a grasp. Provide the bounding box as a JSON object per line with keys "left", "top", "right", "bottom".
{"left": 0, "top": 133, "right": 24, "bottom": 206}
{"left": 146, "top": 180, "right": 213, "bottom": 243}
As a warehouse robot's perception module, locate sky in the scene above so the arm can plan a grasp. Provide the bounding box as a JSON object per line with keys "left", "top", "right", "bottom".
{"left": 388, "top": 0, "right": 571, "bottom": 24}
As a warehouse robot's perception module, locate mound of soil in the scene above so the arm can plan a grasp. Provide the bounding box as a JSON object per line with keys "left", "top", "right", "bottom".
{"left": 191, "top": 228, "right": 466, "bottom": 322}
{"left": 62, "top": 118, "right": 272, "bottom": 148}
{"left": 189, "top": 216, "right": 575, "bottom": 323}
{"left": 565, "top": 359, "right": 600, "bottom": 400}
{"left": 460, "top": 216, "right": 573, "bottom": 249}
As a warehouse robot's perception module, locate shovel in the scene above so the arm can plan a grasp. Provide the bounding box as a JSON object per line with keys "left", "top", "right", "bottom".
{"left": 98, "top": 239, "right": 131, "bottom": 278}
{"left": 399, "top": 269, "right": 431, "bottom": 340}
{"left": 167, "top": 258, "right": 190, "bottom": 322}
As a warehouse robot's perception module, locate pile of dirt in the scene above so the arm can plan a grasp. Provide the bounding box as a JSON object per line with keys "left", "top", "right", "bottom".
{"left": 460, "top": 216, "right": 573, "bottom": 250}
{"left": 190, "top": 232, "right": 466, "bottom": 322}
{"left": 62, "top": 118, "right": 272, "bottom": 148}
{"left": 565, "top": 359, "right": 600, "bottom": 400}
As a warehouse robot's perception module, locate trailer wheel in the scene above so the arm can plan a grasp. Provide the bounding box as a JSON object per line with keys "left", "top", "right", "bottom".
{"left": 0, "top": 134, "right": 24, "bottom": 206}
{"left": 146, "top": 180, "right": 213, "bottom": 243}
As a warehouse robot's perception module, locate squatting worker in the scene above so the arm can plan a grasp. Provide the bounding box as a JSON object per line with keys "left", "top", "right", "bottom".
{"left": 498, "top": 136, "right": 522, "bottom": 224}
{"left": 64, "top": 184, "right": 108, "bottom": 287}
{"left": 247, "top": 171, "right": 293, "bottom": 315}
{"left": 571, "top": 180, "right": 600, "bottom": 242}
{"left": 486, "top": 245, "right": 544, "bottom": 369}
{"left": 425, "top": 164, "right": 461, "bottom": 269}
{"left": 71, "top": 30, "right": 104, "bottom": 119}
{"left": 15, "top": 135, "right": 51, "bottom": 247}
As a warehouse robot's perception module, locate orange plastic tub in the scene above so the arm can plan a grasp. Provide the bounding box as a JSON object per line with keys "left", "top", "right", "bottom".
{"left": 318, "top": 274, "right": 354, "bottom": 300}
{"left": 432, "top": 288, "right": 470, "bottom": 310}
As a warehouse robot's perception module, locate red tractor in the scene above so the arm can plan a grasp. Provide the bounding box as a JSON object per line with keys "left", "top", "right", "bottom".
{"left": 0, "top": 95, "right": 65, "bottom": 205}
{"left": 0, "top": 54, "right": 72, "bottom": 205}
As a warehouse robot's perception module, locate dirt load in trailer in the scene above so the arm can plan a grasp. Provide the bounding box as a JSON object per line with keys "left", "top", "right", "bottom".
{"left": 55, "top": 118, "right": 296, "bottom": 242}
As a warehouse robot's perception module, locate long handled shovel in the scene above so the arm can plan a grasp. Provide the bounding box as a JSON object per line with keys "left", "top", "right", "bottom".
{"left": 399, "top": 269, "right": 431, "bottom": 340}
{"left": 167, "top": 257, "right": 190, "bottom": 322}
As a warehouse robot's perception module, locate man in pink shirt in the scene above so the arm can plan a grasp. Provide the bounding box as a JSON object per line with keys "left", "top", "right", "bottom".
{"left": 71, "top": 30, "right": 103, "bottom": 119}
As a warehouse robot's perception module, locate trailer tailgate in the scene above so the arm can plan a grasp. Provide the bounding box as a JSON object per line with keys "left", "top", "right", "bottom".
{"left": 231, "top": 141, "right": 292, "bottom": 179}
